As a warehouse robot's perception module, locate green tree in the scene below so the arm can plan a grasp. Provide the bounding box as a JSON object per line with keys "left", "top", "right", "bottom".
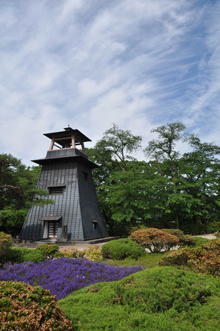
{"left": 144, "top": 122, "right": 187, "bottom": 228}
{"left": 0, "top": 154, "right": 52, "bottom": 235}
{"left": 144, "top": 123, "right": 220, "bottom": 232}
{"left": 179, "top": 135, "right": 220, "bottom": 232}
{"left": 87, "top": 125, "right": 143, "bottom": 235}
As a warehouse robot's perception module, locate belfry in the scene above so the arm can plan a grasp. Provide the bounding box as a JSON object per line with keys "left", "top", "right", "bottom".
{"left": 19, "top": 127, "right": 108, "bottom": 241}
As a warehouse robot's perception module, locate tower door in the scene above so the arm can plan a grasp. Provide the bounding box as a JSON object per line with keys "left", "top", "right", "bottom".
{"left": 48, "top": 222, "right": 58, "bottom": 239}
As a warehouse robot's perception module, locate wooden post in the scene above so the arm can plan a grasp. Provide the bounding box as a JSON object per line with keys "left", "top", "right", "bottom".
{"left": 49, "top": 138, "right": 54, "bottom": 151}
{"left": 71, "top": 135, "right": 75, "bottom": 148}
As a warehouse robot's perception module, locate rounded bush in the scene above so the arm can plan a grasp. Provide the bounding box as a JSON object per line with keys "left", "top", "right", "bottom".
{"left": 36, "top": 244, "right": 59, "bottom": 258}
{"left": 178, "top": 234, "right": 195, "bottom": 247}
{"left": 102, "top": 238, "right": 145, "bottom": 260}
{"left": 131, "top": 228, "right": 179, "bottom": 252}
{"left": 0, "top": 232, "right": 12, "bottom": 264}
{"left": 84, "top": 244, "right": 102, "bottom": 261}
{"left": 0, "top": 281, "right": 72, "bottom": 330}
{"left": 159, "top": 239, "right": 220, "bottom": 276}
{"left": 162, "top": 228, "right": 184, "bottom": 237}
{"left": 23, "top": 250, "right": 44, "bottom": 263}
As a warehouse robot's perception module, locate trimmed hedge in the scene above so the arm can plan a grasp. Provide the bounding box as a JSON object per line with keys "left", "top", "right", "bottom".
{"left": 102, "top": 238, "right": 145, "bottom": 260}
{"left": 0, "top": 281, "right": 72, "bottom": 330}
{"left": 59, "top": 266, "right": 220, "bottom": 330}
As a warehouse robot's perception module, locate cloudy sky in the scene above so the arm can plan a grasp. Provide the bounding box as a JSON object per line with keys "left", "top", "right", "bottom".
{"left": 0, "top": 0, "right": 220, "bottom": 166}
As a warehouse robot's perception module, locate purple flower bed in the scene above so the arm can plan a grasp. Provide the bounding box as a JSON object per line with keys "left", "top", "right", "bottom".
{"left": 0, "top": 258, "right": 142, "bottom": 300}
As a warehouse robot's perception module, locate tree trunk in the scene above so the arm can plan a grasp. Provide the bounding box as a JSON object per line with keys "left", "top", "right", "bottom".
{"left": 175, "top": 211, "right": 179, "bottom": 229}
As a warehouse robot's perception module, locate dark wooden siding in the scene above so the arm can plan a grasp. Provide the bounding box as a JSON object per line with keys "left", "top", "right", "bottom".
{"left": 19, "top": 156, "right": 108, "bottom": 241}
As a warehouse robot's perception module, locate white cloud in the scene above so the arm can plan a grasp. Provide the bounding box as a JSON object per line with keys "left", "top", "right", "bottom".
{"left": 0, "top": 0, "right": 220, "bottom": 165}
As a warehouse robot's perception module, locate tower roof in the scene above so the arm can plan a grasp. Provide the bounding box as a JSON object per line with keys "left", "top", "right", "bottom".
{"left": 43, "top": 127, "right": 91, "bottom": 142}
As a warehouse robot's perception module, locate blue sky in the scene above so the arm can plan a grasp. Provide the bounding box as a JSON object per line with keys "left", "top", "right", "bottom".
{"left": 0, "top": 0, "right": 220, "bottom": 166}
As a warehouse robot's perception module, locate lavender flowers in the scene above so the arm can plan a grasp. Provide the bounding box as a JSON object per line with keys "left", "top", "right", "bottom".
{"left": 0, "top": 258, "right": 142, "bottom": 300}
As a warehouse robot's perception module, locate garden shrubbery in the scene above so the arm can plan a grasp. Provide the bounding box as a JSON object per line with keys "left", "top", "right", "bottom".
{"left": 83, "top": 244, "right": 102, "bottom": 261}
{"left": 162, "top": 228, "right": 184, "bottom": 237}
{"left": 59, "top": 266, "right": 220, "bottom": 330}
{"left": 23, "top": 250, "right": 44, "bottom": 263}
{"left": 131, "top": 228, "right": 179, "bottom": 252}
{"left": 36, "top": 243, "right": 59, "bottom": 258}
{"left": 102, "top": 238, "right": 145, "bottom": 260}
{"left": 0, "top": 281, "right": 72, "bottom": 330}
{"left": 193, "top": 236, "right": 210, "bottom": 247}
{"left": 0, "top": 232, "right": 12, "bottom": 264}
{"left": 159, "top": 239, "right": 220, "bottom": 276}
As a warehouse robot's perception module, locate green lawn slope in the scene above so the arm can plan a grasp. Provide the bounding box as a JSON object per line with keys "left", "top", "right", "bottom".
{"left": 58, "top": 266, "right": 220, "bottom": 330}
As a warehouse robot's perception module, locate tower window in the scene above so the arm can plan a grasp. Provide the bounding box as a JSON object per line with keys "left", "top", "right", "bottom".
{"left": 48, "top": 186, "right": 65, "bottom": 195}
{"left": 92, "top": 220, "right": 98, "bottom": 230}
{"left": 82, "top": 171, "right": 88, "bottom": 181}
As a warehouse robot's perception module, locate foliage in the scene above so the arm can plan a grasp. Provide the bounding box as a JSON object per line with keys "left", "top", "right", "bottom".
{"left": 56, "top": 247, "right": 81, "bottom": 258}
{"left": 84, "top": 244, "right": 102, "bottom": 261}
{"left": 87, "top": 124, "right": 144, "bottom": 234}
{"left": 162, "top": 228, "right": 184, "bottom": 237}
{"left": 178, "top": 235, "right": 195, "bottom": 247}
{"left": 0, "top": 281, "right": 72, "bottom": 330}
{"left": 58, "top": 266, "right": 220, "bottom": 330}
{"left": 158, "top": 239, "right": 220, "bottom": 276}
{"left": 102, "top": 239, "right": 145, "bottom": 260}
{"left": 23, "top": 250, "right": 45, "bottom": 263}
{"left": 88, "top": 123, "right": 220, "bottom": 235}
{"left": 0, "top": 258, "right": 142, "bottom": 300}
{"left": 0, "top": 232, "right": 12, "bottom": 262}
{"left": 0, "top": 154, "right": 52, "bottom": 210}
{"left": 0, "top": 154, "right": 53, "bottom": 236}
{"left": 36, "top": 243, "right": 59, "bottom": 258}
{"left": 131, "top": 228, "right": 179, "bottom": 252}
{"left": 102, "top": 252, "right": 163, "bottom": 269}
{"left": 4, "top": 247, "right": 33, "bottom": 264}
{"left": 193, "top": 237, "right": 210, "bottom": 247}
{"left": 0, "top": 209, "right": 28, "bottom": 236}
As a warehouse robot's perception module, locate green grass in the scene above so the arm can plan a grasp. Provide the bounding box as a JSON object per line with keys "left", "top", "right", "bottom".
{"left": 100, "top": 251, "right": 164, "bottom": 269}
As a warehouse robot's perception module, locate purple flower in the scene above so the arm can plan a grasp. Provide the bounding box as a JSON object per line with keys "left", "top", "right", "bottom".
{"left": 0, "top": 258, "right": 142, "bottom": 300}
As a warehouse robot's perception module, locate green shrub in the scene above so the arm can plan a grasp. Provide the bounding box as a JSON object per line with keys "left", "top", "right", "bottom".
{"left": 102, "top": 238, "right": 145, "bottom": 260}
{"left": 0, "top": 232, "right": 12, "bottom": 265}
{"left": 162, "top": 228, "right": 184, "bottom": 237}
{"left": 23, "top": 250, "right": 44, "bottom": 263}
{"left": 84, "top": 245, "right": 102, "bottom": 261}
{"left": 0, "top": 232, "right": 12, "bottom": 258}
{"left": 36, "top": 244, "right": 59, "bottom": 258}
{"left": 0, "top": 281, "right": 72, "bottom": 330}
{"left": 131, "top": 228, "right": 179, "bottom": 252}
{"left": 193, "top": 237, "right": 210, "bottom": 247}
{"left": 59, "top": 267, "right": 220, "bottom": 330}
{"left": 215, "top": 231, "right": 220, "bottom": 238}
{"left": 5, "top": 247, "right": 33, "bottom": 264}
{"left": 179, "top": 234, "right": 195, "bottom": 247}
{"left": 158, "top": 239, "right": 220, "bottom": 276}
{"left": 55, "top": 247, "right": 80, "bottom": 258}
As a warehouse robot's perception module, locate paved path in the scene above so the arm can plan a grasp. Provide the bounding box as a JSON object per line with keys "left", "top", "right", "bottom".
{"left": 13, "top": 233, "right": 217, "bottom": 251}
{"left": 60, "top": 233, "right": 217, "bottom": 251}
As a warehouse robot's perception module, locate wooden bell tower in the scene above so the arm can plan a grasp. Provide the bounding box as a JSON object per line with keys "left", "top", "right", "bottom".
{"left": 19, "top": 127, "right": 108, "bottom": 241}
